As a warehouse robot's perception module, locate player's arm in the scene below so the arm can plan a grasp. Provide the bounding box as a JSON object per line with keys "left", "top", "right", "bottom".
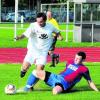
{"left": 83, "top": 70, "right": 99, "bottom": 91}
{"left": 15, "top": 34, "right": 26, "bottom": 40}
{"left": 53, "top": 32, "right": 63, "bottom": 41}
{"left": 53, "top": 26, "right": 63, "bottom": 41}
{"left": 57, "top": 32, "right": 63, "bottom": 41}
{"left": 87, "top": 80, "right": 99, "bottom": 91}
{"left": 54, "top": 20, "right": 63, "bottom": 40}
{"left": 15, "top": 23, "right": 34, "bottom": 41}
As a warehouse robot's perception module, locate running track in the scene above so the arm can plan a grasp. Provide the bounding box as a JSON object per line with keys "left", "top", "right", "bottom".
{"left": 0, "top": 47, "right": 100, "bottom": 63}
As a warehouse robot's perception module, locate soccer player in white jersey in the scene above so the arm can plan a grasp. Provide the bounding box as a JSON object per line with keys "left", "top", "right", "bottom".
{"left": 15, "top": 12, "right": 63, "bottom": 91}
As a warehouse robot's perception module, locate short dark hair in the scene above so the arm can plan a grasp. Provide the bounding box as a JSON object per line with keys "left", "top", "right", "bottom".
{"left": 77, "top": 51, "right": 86, "bottom": 60}
{"left": 36, "top": 12, "right": 47, "bottom": 21}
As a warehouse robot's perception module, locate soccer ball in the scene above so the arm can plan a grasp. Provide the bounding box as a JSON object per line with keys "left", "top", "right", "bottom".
{"left": 5, "top": 84, "right": 16, "bottom": 95}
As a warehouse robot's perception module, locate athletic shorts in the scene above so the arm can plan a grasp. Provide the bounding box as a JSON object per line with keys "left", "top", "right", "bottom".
{"left": 44, "top": 71, "right": 71, "bottom": 91}
{"left": 24, "top": 50, "right": 47, "bottom": 65}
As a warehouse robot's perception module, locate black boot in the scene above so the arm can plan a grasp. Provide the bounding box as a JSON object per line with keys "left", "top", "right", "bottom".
{"left": 20, "top": 71, "right": 26, "bottom": 78}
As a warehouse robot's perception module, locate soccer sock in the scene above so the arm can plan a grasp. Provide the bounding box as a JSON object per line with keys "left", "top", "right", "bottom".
{"left": 50, "top": 53, "right": 53, "bottom": 58}
{"left": 51, "top": 53, "right": 58, "bottom": 58}
{"left": 25, "top": 72, "right": 39, "bottom": 90}
{"left": 50, "top": 53, "right": 55, "bottom": 65}
{"left": 55, "top": 54, "right": 59, "bottom": 64}
{"left": 20, "top": 71, "right": 26, "bottom": 78}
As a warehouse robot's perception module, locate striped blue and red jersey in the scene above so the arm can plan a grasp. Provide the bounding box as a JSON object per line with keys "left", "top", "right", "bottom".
{"left": 60, "top": 60, "right": 91, "bottom": 87}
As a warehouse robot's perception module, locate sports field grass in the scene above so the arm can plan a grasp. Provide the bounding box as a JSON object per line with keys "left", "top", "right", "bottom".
{"left": 0, "top": 62, "right": 100, "bottom": 100}
{"left": 0, "top": 23, "right": 100, "bottom": 48}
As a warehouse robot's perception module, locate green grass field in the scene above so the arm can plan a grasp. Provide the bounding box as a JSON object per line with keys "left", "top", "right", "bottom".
{"left": 0, "top": 23, "right": 100, "bottom": 99}
{"left": 0, "top": 62, "right": 100, "bottom": 100}
{"left": 0, "top": 23, "right": 100, "bottom": 48}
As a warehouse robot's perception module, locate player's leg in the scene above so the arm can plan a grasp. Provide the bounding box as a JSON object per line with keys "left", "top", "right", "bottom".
{"left": 52, "top": 85, "right": 63, "bottom": 95}
{"left": 20, "top": 50, "right": 35, "bottom": 78}
{"left": 44, "top": 72, "right": 64, "bottom": 94}
{"left": 49, "top": 50, "right": 60, "bottom": 67}
{"left": 48, "top": 50, "right": 56, "bottom": 67}
{"left": 24, "top": 64, "right": 44, "bottom": 91}
{"left": 55, "top": 54, "right": 60, "bottom": 64}
{"left": 33, "top": 69, "right": 46, "bottom": 80}
{"left": 49, "top": 36, "right": 57, "bottom": 67}
{"left": 24, "top": 55, "right": 46, "bottom": 91}
{"left": 20, "top": 61, "right": 31, "bottom": 78}
{"left": 49, "top": 37, "right": 60, "bottom": 67}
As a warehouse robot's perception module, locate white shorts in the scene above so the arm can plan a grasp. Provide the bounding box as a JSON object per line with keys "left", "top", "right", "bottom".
{"left": 24, "top": 50, "right": 48, "bottom": 65}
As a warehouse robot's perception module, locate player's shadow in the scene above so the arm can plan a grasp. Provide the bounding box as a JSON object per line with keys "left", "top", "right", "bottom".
{"left": 15, "top": 88, "right": 51, "bottom": 95}
{"left": 95, "top": 84, "right": 100, "bottom": 90}
{"left": 63, "top": 84, "right": 100, "bottom": 94}
{"left": 34, "top": 88, "right": 51, "bottom": 91}
{"left": 15, "top": 92, "right": 28, "bottom": 95}
{"left": 15, "top": 84, "right": 100, "bottom": 95}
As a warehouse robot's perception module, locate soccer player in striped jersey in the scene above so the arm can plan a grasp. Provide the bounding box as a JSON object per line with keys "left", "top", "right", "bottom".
{"left": 24, "top": 51, "right": 99, "bottom": 94}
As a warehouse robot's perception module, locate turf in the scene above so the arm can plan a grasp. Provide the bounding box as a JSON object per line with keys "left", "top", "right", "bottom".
{"left": 0, "top": 23, "right": 100, "bottom": 48}
{"left": 0, "top": 62, "right": 100, "bottom": 100}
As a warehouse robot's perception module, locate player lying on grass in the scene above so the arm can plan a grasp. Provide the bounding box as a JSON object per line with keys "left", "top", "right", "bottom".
{"left": 20, "top": 51, "right": 99, "bottom": 94}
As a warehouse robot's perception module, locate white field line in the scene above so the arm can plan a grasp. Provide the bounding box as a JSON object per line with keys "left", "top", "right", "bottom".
{"left": 0, "top": 26, "right": 68, "bottom": 32}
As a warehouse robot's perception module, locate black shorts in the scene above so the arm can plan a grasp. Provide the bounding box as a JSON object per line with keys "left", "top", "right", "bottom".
{"left": 44, "top": 71, "right": 51, "bottom": 83}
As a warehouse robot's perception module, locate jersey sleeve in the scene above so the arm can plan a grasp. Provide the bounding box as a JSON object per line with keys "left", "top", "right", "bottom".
{"left": 82, "top": 70, "right": 91, "bottom": 81}
{"left": 23, "top": 23, "right": 34, "bottom": 38}
{"left": 52, "top": 25, "right": 60, "bottom": 35}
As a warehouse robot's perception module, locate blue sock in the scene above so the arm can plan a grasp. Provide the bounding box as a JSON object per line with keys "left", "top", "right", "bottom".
{"left": 24, "top": 73, "right": 39, "bottom": 91}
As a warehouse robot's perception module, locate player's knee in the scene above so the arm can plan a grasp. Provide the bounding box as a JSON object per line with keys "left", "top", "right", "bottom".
{"left": 32, "top": 70, "right": 38, "bottom": 78}
{"left": 36, "top": 65, "right": 44, "bottom": 70}
{"left": 52, "top": 88, "right": 58, "bottom": 95}
{"left": 52, "top": 85, "right": 63, "bottom": 95}
{"left": 32, "top": 70, "right": 45, "bottom": 80}
{"left": 32, "top": 70, "right": 42, "bottom": 78}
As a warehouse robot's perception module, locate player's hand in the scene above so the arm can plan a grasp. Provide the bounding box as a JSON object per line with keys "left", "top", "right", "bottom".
{"left": 14, "top": 34, "right": 25, "bottom": 40}
{"left": 20, "top": 71, "right": 26, "bottom": 78}
{"left": 57, "top": 36, "right": 63, "bottom": 41}
{"left": 14, "top": 36, "right": 20, "bottom": 40}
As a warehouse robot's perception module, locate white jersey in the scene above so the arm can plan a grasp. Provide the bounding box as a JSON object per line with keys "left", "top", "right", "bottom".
{"left": 23, "top": 22, "right": 60, "bottom": 53}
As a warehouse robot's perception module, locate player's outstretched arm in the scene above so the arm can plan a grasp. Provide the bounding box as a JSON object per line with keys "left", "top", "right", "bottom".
{"left": 88, "top": 80, "right": 99, "bottom": 91}
{"left": 54, "top": 32, "right": 63, "bottom": 41}
{"left": 58, "top": 34, "right": 63, "bottom": 41}
{"left": 15, "top": 34, "right": 26, "bottom": 40}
